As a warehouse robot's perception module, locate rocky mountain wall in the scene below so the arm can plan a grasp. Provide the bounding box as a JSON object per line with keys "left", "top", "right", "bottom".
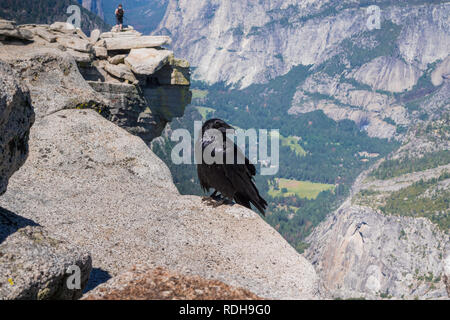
{"left": 152, "top": 1, "right": 449, "bottom": 140}
{"left": 306, "top": 114, "right": 450, "bottom": 299}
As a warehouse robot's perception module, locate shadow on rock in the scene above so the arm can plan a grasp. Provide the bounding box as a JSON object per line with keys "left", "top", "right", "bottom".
{"left": 0, "top": 207, "right": 40, "bottom": 244}
{"left": 83, "top": 268, "right": 113, "bottom": 293}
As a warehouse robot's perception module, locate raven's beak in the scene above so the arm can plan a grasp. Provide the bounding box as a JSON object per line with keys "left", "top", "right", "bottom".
{"left": 219, "top": 123, "right": 234, "bottom": 133}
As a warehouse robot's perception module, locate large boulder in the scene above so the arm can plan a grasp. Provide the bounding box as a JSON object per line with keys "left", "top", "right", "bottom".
{"left": 49, "top": 22, "right": 75, "bottom": 33}
{"left": 125, "top": 48, "right": 173, "bottom": 76}
{"left": 0, "top": 47, "right": 106, "bottom": 118}
{"left": 0, "top": 208, "right": 92, "bottom": 300}
{"left": 93, "top": 46, "right": 107, "bottom": 59}
{"left": 0, "top": 109, "right": 321, "bottom": 299}
{"left": 0, "top": 19, "right": 33, "bottom": 41}
{"left": 56, "top": 36, "right": 93, "bottom": 53}
{"left": 108, "top": 54, "right": 127, "bottom": 65}
{"left": 32, "top": 28, "right": 57, "bottom": 43}
{"left": 0, "top": 20, "right": 15, "bottom": 30}
{"left": 66, "top": 49, "right": 93, "bottom": 65}
{"left": 103, "top": 36, "right": 171, "bottom": 51}
{"left": 0, "top": 62, "right": 34, "bottom": 195}
{"left": 104, "top": 63, "right": 137, "bottom": 84}
{"left": 86, "top": 81, "right": 168, "bottom": 142}
{"left": 153, "top": 58, "right": 191, "bottom": 86}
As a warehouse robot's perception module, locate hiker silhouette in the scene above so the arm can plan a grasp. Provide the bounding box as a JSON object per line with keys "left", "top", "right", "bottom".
{"left": 115, "top": 4, "right": 125, "bottom": 31}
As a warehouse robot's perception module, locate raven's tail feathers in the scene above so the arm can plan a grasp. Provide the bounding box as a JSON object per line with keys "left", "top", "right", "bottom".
{"left": 234, "top": 193, "right": 268, "bottom": 216}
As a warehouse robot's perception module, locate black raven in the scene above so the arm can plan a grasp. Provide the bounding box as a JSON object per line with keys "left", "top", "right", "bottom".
{"left": 196, "top": 119, "right": 268, "bottom": 216}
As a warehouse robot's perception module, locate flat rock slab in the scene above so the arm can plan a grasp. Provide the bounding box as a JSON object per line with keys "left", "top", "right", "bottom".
{"left": 57, "top": 36, "right": 92, "bottom": 53}
{"left": 100, "top": 30, "right": 143, "bottom": 39}
{"left": 0, "top": 28, "right": 33, "bottom": 41}
{"left": 103, "top": 36, "right": 171, "bottom": 51}
{"left": 66, "top": 49, "right": 93, "bottom": 65}
{"left": 0, "top": 109, "right": 320, "bottom": 300}
{"left": 0, "top": 19, "right": 16, "bottom": 30}
{"left": 33, "top": 27, "right": 57, "bottom": 43}
{"left": 110, "top": 26, "right": 135, "bottom": 33}
{"left": 125, "top": 48, "right": 173, "bottom": 75}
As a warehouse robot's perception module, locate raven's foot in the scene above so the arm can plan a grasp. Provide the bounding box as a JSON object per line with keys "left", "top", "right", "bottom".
{"left": 211, "top": 198, "right": 233, "bottom": 208}
{"left": 201, "top": 196, "right": 211, "bottom": 202}
{"left": 211, "top": 199, "right": 226, "bottom": 208}
{"left": 202, "top": 196, "right": 217, "bottom": 205}
{"left": 202, "top": 191, "right": 221, "bottom": 203}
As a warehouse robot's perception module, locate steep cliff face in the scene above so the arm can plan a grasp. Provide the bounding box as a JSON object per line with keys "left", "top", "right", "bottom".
{"left": 151, "top": 0, "right": 449, "bottom": 139}
{"left": 288, "top": 71, "right": 405, "bottom": 139}
{"left": 307, "top": 199, "right": 449, "bottom": 299}
{"left": 306, "top": 107, "right": 450, "bottom": 299}
{"left": 78, "top": 0, "right": 104, "bottom": 19}
{"left": 155, "top": 1, "right": 449, "bottom": 88}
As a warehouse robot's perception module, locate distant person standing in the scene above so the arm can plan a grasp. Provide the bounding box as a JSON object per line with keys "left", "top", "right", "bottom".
{"left": 115, "top": 4, "right": 125, "bottom": 31}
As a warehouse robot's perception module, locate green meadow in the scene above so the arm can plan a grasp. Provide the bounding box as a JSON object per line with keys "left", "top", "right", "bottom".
{"left": 192, "top": 89, "right": 209, "bottom": 99}
{"left": 269, "top": 178, "right": 335, "bottom": 200}
{"left": 270, "top": 132, "right": 307, "bottom": 157}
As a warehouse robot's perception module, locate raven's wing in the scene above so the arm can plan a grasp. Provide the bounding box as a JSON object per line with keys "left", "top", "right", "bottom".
{"left": 233, "top": 142, "right": 256, "bottom": 176}
{"left": 195, "top": 136, "right": 210, "bottom": 192}
{"left": 223, "top": 161, "right": 267, "bottom": 215}
{"left": 222, "top": 139, "right": 267, "bottom": 215}
{"left": 196, "top": 135, "right": 236, "bottom": 198}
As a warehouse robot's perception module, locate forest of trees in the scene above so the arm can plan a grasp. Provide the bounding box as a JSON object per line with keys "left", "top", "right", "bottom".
{"left": 370, "top": 150, "right": 450, "bottom": 180}
{"left": 380, "top": 172, "right": 450, "bottom": 231}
